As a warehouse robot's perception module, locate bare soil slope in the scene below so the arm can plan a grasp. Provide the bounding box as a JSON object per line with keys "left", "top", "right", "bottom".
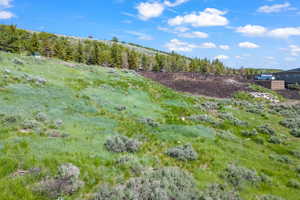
{"left": 141, "top": 72, "right": 253, "bottom": 98}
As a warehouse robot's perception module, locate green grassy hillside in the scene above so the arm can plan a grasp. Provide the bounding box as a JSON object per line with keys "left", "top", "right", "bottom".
{"left": 0, "top": 51, "right": 299, "bottom": 200}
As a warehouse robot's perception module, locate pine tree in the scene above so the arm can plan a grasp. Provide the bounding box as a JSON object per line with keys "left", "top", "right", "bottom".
{"left": 128, "top": 50, "right": 138, "bottom": 70}
{"left": 75, "top": 41, "right": 85, "bottom": 63}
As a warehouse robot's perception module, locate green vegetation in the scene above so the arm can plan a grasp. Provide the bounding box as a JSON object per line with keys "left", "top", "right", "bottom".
{"left": 0, "top": 51, "right": 299, "bottom": 200}
{"left": 0, "top": 24, "right": 270, "bottom": 76}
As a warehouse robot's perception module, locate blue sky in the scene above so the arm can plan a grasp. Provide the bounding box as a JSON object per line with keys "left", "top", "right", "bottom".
{"left": 1, "top": 0, "right": 300, "bottom": 69}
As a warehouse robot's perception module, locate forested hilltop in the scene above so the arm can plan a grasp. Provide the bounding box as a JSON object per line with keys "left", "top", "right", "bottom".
{"left": 0, "top": 24, "right": 275, "bottom": 75}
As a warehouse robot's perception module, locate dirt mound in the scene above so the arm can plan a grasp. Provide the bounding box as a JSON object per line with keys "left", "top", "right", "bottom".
{"left": 141, "top": 72, "right": 253, "bottom": 98}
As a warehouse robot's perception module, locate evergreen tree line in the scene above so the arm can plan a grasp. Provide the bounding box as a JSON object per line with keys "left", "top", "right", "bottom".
{"left": 0, "top": 25, "right": 265, "bottom": 75}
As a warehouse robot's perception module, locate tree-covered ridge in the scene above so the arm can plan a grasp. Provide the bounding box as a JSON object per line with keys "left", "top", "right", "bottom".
{"left": 0, "top": 24, "right": 267, "bottom": 75}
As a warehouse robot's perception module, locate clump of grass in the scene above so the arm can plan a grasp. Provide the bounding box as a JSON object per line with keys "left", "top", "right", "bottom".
{"left": 165, "top": 144, "right": 198, "bottom": 161}
{"left": 257, "top": 124, "right": 276, "bottom": 136}
{"left": 222, "top": 164, "right": 262, "bottom": 189}
{"left": 93, "top": 167, "right": 198, "bottom": 200}
{"left": 105, "top": 135, "right": 141, "bottom": 153}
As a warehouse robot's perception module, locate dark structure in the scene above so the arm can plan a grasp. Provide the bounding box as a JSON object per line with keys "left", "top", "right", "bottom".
{"left": 274, "top": 68, "right": 300, "bottom": 84}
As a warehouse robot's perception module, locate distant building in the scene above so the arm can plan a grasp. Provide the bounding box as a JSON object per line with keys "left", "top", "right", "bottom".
{"left": 274, "top": 68, "right": 300, "bottom": 84}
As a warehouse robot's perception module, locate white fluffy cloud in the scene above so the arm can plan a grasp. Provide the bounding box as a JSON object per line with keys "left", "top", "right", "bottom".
{"left": 168, "top": 8, "right": 229, "bottom": 27}
{"left": 289, "top": 45, "right": 300, "bottom": 56}
{"left": 136, "top": 2, "right": 165, "bottom": 20}
{"left": 236, "top": 25, "right": 267, "bottom": 36}
{"left": 214, "top": 55, "right": 229, "bottom": 60}
{"left": 178, "top": 31, "right": 208, "bottom": 38}
{"left": 0, "top": 0, "right": 12, "bottom": 8}
{"left": 236, "top": 25, "right": 300, "bottom": 39}
{"left": 164, "top": 0, "right": 189, "bottom": 7}
{"left": 199, "top": 42, "right": 217, "bottom": 48}
{"left": 0, "top": 10, "right": 14, "bottom": 19}
{"left": 268, "top": 27, "right": 300, "bottom": 38}
{"left": 258, "top": 2, "right": 291, "bottom": 13}
{"left": 165, "top": 39, "right": 197, "bottom": 52}
{"left": 136, "top": 0, "right": 189, "bottom": 20}
{"left": 239, "top": 42, "right": 260, "bottom": 49}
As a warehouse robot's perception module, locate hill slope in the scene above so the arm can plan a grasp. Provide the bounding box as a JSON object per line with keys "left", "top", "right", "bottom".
{"left": 0, "top": 52, "right": 300, "bottom": 200}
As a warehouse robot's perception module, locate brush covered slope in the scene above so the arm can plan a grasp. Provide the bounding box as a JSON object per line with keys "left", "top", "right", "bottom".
{"left": 0, "top": 51, "right": 299, "bottom": 200}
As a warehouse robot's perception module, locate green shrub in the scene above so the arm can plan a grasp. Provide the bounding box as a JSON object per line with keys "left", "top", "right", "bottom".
{"left": 287, "top": 83, "right": 300, "bottom": 91}
{"left": 268, "top": 136, "right": 283, "bottom": 144}
{"left": 199, "top": 184, "right": 242, "bottom": 200}
{"left": 257, "top": 124, "right": 276, "bottom": 135}
{"left": 93, "top": 167, "right": 199, "bottom": 200}
{"left": 22, "top": 119, "right": 41, "bottom": 129}
{"left": 202, "top": 101, "right": 220, "bottom": 110}
{"left": 187, "top": 114, "right": 219, "bottom": 125}
{"left": 279, "top": 118, "right": 300, "bottom": 129}
{"left": 105, "top": 135, "right": 141, "bottom": 153}
{"left": 139, "top": 118, "right": 159, "bottom": 127}
{"left": 269, "top": 154, "right": 292, "bottom": 164}
{"left": 223, "top": 164, "right": 261, "bottom": 188}
{"left": 259, "top": 195, "right": 285, "bottom": 200}
{"left": 291, "top": 129, "right": 300, "bottom": 138}
{"left": 241, "top": 129, "right": 258, "bottom": 137}
{"left": 295, "top": 166, "right": 300, "bottom": 174}
{"left": 219, "top": 113, "right": 248, "bottom": 127}
{"left": 166, "top": 144, "right": 198, "bottom": 161}
{"left": 233, "top": 91, "right": 253, "bottom": 101}
{"left": 35, "top": 112, "right": 48, "bottom": 122}
{"left": 287, "top": 179, "right": 300, "bottom": 189}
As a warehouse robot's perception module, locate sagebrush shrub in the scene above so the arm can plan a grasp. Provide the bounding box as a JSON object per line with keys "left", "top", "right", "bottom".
{"left": 93, "top": 167, "right": 199, "bottom": 200}
{"left": 241, "top": 129, "right": 258, "bottom": 137}
{"left": 139, "top": 118, "right": 159, "bottom": 127}
{"left": 279, "top": 118, "right": 300, "bottom": 129}
{"left": 259, "top": 195, "right": 285, "bottom": 200}
{"left": 223, "top": 164, "right": 261, "bottom": 188}
{"left": 219, "top": 113, "right": 247, "bottom": 127}
{"left": 295, "top": 166, "right": 300, "bottom": 174}
{"left": 105, "top": 135, "right": 141, "bottom": 153}
{"left": 187, "top": 114, "right": 218, "bottom": 125}
{"left": 269, "top": 154, "right": 292, "bottom": 164}
{"left": 22, "top": 119, "right": 40, "bottom": 129}
{"left": 257, "top": 124, "right": 275, "bottom": 135}
{"left": 35, "top": 112, "right": 48, "bottom": 122}
{"left": 291, "top": 129, "right": 300, "bottom": 138}
{"left": 166, "top": 144, "right": 198, "bottom": 161}
{"left": 199, "top": 184, "right": 242, "bottom": 200}
{"left": 287, "top": 179, "right": 300, "bottom": 189}
{"left": 202, "top": 101, "right": 219, "bottom": 110}
{"left": 268, "top": 136, "right": 283, "bottom": 144}
{"left": 35, "top": 163, "right": 84, "bottom": 198}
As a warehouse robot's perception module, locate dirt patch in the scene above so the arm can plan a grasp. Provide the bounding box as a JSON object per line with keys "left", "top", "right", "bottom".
{"left": 140, "top": 72, "right": 253, "bottom": 98}
{"left": 277, "top": 90, "right": 300, "bottom": 100}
